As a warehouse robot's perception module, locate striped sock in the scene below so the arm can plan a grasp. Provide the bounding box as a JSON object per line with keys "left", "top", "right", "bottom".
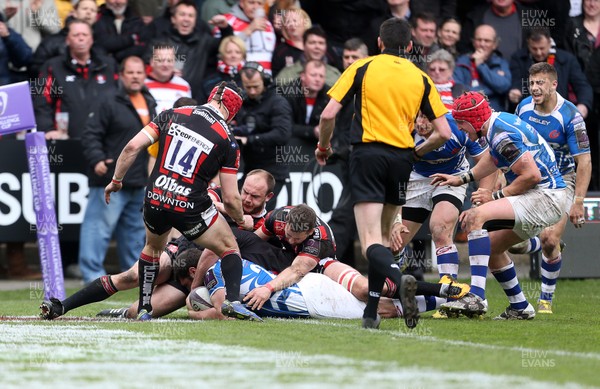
{"left": 468, "top": 230, "right": 490, "bottom": 300}
{"left": 394, "top": 296, "right": 445, "bottom": 315}
{"left": 540, "top": 253, "right": 562, "bottom": 301}
{"left": 511, "top": 237, "right": 542, "bottom": 254}
{"left": 492, "top": 262, "right": 528, "bottom": 310}
{"left": 528, "top": 237, "right": 542, "bottom": 253}
{"left": 436, "top": 244, "right": 459, "bottom": 279}
{"left": 417, "top": 296, "right": 445, "bottom": 313}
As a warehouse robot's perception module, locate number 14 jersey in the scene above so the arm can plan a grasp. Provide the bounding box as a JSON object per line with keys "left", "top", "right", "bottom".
{"left": 145, "top": 104, "right": 240, "bottom": 213}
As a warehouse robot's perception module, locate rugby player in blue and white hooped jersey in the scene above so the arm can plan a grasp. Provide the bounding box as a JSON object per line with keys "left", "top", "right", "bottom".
{"left": 431, "top": 91, "right": 568, "bottom": 320}
{"left": 512, "top": 62, "right": 591, "bottom": 314}
{"left": 188, "top": 259, "right": 368, "bottom": 320}
{"left": 389, "top": 112, "right": 494, "bottom": 314}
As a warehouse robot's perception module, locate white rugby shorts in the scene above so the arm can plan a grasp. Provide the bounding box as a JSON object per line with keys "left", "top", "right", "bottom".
{"left": 298, "top": 273, "right": 365, "bottom": 319}
{"left": 405, "top": 171, "right": 467, "bottom": 211}
{"left": 507, "top": 187, "right": 568, "bottom": 239}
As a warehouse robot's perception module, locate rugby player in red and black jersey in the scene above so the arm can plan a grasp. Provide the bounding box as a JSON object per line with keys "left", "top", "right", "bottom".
{"left": 62, "top": 81, "right": 258, "bottom": 322}
{"left": 243, "top": 205, "right": 470, "bottom": 316}
{"left": 244, "top": 205, "right": 394, "bottom": 309}
{"left": 208, "top": 169, "right": 275, "bottom": 231}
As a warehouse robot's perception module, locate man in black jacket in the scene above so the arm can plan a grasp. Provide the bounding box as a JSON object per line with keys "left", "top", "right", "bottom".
{"left": 92, "top": 0, "right": 151, "bottom": 62}
{"left": 29, "top": 0, "right": 99, "bottom": 78}
{"left": 78, "top": 56, "right": 156, "bottom": 284}
{"left": 150, "top": 0, "right": 232, "bottom": 101}
{"left": 234, "top": 61, "right": 292, "bottom": 211}
{"left": 285, "top": 59, "right": 329, "bottom": 142}
{"left": 33, "top": 20, "right": 118, "bottom": 140}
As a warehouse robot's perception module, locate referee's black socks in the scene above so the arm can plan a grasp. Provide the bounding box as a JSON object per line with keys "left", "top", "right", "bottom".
{"left": 364, "top": 244, "right": 403, "bottom": 319}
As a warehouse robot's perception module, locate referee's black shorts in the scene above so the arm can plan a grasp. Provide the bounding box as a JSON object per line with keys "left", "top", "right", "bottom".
{"left": 349, "top": 143, "right": 413, "bottom": 206}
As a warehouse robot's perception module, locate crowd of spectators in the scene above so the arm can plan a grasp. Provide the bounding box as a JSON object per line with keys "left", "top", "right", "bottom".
{"left": 1, "top": 0, "right": 599, "bottom": 279}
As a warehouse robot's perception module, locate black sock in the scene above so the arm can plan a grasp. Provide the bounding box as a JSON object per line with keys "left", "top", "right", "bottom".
{"left": 393, "top": 281, "right": 442, "bottom": 299}
{"left": 138, "top": 253, "right": 160, "bottom": 313}
{"left": 366, "top": 244, "right": 402, "bottom": 285}
{"left": 220, "top": 251, "right": 243, "bottom": 302}
{"left": 363, "top": 244, "right": 401, "bottom": 319}
{"left": 364, "top": 260, "right": 386, "bottom": 319}
{"left": 62, "top": 275, "right": 118, "bottom": 314}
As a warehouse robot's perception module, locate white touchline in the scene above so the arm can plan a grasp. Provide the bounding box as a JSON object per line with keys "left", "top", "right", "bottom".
{"left": 0, "top": 323, "right": 558, "bottom": 388}
{"left": 294, "top": 318, "right": 600, "bottom": 362}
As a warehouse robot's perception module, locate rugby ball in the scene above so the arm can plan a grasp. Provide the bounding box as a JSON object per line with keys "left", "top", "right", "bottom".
{"left": 189, "top": 286, "right": 214, "bottom": 311}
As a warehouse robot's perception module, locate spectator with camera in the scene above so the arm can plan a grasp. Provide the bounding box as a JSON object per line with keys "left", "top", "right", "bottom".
{"left": 214, "top": 0, "right": 276, "bottom": 73}
{"left": 0, "top": 15, "right": 32, "bottom": 86}
{"left": 234, "top": 61, "right": 292, "bottom": 210}
{"left": 0, "top": 0, "right": 60, "bottom": 63}
{"left": 270, "top": 7, "right": 312, "bottom": 77}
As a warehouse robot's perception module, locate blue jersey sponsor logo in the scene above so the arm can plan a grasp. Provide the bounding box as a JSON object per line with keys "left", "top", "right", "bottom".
{"left": 516, "top": 94, "right": 590, "bottom": 175}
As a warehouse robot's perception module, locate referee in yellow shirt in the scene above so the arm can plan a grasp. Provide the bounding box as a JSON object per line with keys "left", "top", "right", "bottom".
{"left": 316, "top": 18, "right": 451, "bottom": 330}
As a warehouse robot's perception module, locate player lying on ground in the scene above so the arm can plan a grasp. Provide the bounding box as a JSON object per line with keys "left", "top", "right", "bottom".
{"left": 40, "top": 229, "right": 292, "bottom": 320}
{"left": 188, "top": 258, "right": 463, "bottom": 320}
{"left": 95, "top": 226, "right": 467, "bottom": 320}
{"left": 243, "top": 205, "right": 470, "bottom": 318}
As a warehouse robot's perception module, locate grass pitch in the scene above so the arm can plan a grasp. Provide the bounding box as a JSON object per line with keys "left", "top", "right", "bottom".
{"left": 1, "top": 278, "right": 599, "bottom": 388}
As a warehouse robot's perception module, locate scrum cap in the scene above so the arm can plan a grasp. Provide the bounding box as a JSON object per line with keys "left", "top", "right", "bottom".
{"left": 452, "top": 91, "right": 492, "bottom": 133}
{"left": 208, "top": 81, "right": 243, "bottom": 122}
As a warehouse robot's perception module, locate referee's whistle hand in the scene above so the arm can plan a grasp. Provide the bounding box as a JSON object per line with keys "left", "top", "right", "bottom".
{"left": 314, "top": 148, "right": 332, "bottom": 166}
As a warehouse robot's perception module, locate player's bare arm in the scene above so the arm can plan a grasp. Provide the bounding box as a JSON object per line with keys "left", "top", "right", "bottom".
{"left": 243, "top": 254, "right": 316, "bottom": 310}
{"left": 415, "top": 114, "right": 452, "bottom": 157}
{"left": 105, "top": 125, "right": 156, "bottom": 204}
{"left": 315, "top": 99, "right": 342, "bottom": 165}
{"left": 219, "top": 170, "right": 245, "bottom": 227}
{"left": 571, "top": 153, "right": 592, "bottom": 228}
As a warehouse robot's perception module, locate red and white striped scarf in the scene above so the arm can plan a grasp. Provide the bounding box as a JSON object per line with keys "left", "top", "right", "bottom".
{"left": 217, "top": 60, "right": 244, "bottom": 77}
{"left": 436, "top": 80, "right": 455, "bottom": 110}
